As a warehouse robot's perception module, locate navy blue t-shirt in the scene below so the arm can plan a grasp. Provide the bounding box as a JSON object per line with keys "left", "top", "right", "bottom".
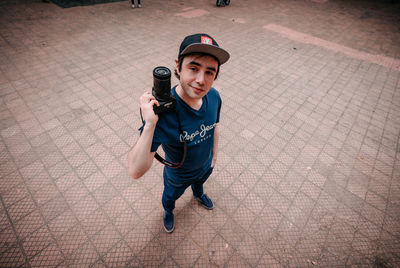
{"left": 149, "top": 86, "right": 221, "bottom": 181}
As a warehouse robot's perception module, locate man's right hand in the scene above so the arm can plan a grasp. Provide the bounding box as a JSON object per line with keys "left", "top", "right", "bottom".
{"left": 140, "top": 91, "right": 159, "bottom": 128}
{"left": 128, "top": 91, "right": 159, "bottom": 179}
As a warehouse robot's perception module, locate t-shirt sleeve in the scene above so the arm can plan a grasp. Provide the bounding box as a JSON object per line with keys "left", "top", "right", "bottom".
{"left": 151, "top": 142, "right": 161, "bottom": 152}
{"left": 216, "top": 97, "right": 222, "bottom": 123}
{"left": 215, "top": 90, "right": 222, "bottom": 123}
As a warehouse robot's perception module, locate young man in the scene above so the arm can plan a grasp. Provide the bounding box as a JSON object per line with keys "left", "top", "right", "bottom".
{"left": 128, "top": 33, "right": 230, "bottom": 233}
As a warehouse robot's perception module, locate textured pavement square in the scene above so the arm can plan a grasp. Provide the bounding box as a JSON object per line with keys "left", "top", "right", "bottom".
{"left": 0, "top": 0, "right": 399, "bottom": 266}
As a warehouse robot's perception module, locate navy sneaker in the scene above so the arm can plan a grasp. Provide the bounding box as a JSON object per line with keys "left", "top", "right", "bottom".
{"left": 195, "top": 194, "right": 214, "bottom": 210}
{"left": 216, "top": 0, "right": 225, "bottom": 6}
{"left": 163, "top": 211, "right": 174, "bottom": 233}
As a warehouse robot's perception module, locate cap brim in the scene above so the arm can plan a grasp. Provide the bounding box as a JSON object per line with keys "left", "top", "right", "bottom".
{"left": 180, "top": 44, "right": 230, "bottom": 64}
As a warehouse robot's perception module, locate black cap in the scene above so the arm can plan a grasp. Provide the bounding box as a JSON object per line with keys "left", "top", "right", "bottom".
{"left": 178, "top": 33, "right": 230, "bottom": 65}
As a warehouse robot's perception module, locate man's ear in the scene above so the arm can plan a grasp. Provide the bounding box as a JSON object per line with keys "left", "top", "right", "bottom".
{"left": 175, "top": 58, "right": 180, "bottom": 74}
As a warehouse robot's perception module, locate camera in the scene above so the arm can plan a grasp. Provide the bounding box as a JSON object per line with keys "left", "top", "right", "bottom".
{"left": 152, "top": 66, "right": 176, "bottom": 114}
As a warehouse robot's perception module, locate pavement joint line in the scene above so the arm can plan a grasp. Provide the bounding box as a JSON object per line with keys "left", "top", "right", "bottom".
{"left": 263, "top": 24, "right": 400, "bottom": 72}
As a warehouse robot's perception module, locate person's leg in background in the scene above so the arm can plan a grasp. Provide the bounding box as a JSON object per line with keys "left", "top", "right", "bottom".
{"left": 131, "top": 0, "right": 141, "bottom": 8}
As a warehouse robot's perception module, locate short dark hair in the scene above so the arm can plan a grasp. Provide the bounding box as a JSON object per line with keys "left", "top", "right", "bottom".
{"left": 174, "top": 53, "right": 220, "bottom": 80}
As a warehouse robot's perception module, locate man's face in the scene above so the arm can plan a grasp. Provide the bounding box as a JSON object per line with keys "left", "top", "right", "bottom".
{"left": 176, "top": 54, "right": 219, "bottom": 100}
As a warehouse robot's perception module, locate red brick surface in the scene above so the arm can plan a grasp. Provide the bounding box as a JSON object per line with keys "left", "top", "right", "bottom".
{"left": 0, "top": 0, "right": 399, "bottom": 266}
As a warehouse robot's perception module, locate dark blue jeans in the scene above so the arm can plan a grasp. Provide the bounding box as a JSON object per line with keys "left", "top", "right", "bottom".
{"left": 162, "top": 168, "right": 213, "bottom": 213}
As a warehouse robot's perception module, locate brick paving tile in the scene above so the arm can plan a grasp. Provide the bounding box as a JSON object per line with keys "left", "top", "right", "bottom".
{"left": 0, "top": 0, "right": 400, "bottom": 266}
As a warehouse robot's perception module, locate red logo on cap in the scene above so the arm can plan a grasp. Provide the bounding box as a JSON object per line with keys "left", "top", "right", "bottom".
{"left": 201, "top": 36, "right": 213, "bottom": 45}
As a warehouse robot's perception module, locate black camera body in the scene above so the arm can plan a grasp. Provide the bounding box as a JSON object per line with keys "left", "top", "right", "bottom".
{"left": 152, "top": 66, "right": 176, "bottom": 114}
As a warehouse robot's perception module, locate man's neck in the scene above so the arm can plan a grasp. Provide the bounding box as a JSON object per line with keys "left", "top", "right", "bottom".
{"left": 176, "top": 85, "right": 203, "bottom": 111}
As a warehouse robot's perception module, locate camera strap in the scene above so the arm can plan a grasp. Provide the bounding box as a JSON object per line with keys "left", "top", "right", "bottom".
{"left": 140, "top": 109, "right": 187, "bottom": 169}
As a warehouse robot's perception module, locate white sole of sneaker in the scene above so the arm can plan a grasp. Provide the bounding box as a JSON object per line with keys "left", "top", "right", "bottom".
{"left": 163, "top": 225, "right": 174, "bottom": 233}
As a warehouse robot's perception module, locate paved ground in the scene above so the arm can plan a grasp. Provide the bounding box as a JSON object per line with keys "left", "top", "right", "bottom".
{"left": 0, "top": 0, "right": 399, "bottom": 266}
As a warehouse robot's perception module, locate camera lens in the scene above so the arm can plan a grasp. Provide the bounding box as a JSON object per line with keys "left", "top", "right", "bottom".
{"left": 153, "top": 66, "right": 171, "bottom": 80}
{"left": 153, "top": 66, "right": 172, "bottom": 102}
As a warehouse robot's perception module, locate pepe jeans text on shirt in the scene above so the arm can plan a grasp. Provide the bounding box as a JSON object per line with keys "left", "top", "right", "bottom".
{"left": 179, "top": 123, "right": 216, "bottom": 144}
